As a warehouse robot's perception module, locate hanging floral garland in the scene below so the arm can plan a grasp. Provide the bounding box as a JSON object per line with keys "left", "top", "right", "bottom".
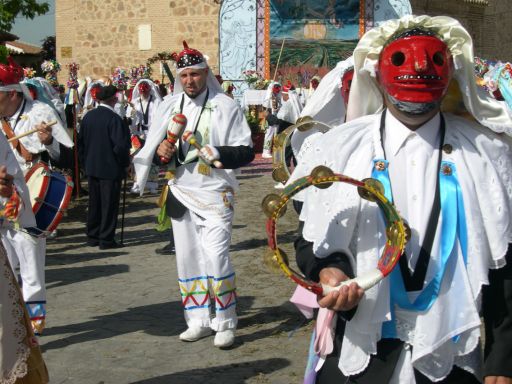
{"left": 41, "top": 59, "right": 61, "bottom": 90}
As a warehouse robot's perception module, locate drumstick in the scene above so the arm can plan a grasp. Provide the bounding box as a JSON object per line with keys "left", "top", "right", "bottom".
{"left": 8, "top": 121, "right": 58, "bottom": 143}
{"left": 182, "top": 131, "right": 223, "bottom": 169}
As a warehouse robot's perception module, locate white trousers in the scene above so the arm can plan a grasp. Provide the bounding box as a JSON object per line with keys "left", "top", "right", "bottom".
{"left": 1, "top": 228, "right": 46, "bottom": 303}
{"left": 171, "top": 209, "right": 237, "bottom": 332}
{"left": 262, "top": 124, "right": 278, "bottom": 155}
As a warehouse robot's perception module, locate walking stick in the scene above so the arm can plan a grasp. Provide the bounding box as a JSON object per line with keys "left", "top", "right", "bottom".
{"left": 120, "top": 176, "right": 127, "bottom": 245}
{"left": 272, "top": 38, "right": 286, "bottom": 82}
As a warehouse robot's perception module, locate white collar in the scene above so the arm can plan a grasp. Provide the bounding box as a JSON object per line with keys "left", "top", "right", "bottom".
{"left": 385, "top": 111, "right": 441, "bottom": 157}
{"left": 99, "top": 103, "right": 115, "bottom": 113}
{"left": 184, "top": 88, "right": 208, "bottom": 107}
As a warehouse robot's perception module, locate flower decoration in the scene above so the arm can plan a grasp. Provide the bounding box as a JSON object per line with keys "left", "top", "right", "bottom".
{"left": 23, "top": 67, "right": 36, "bottom": 79}
{"left": 129, "top": 67, "right": 139, "bottom": 87}
{"left": 112, "top": 67, "right": 128, "bottom": 90}
{"left": 41, "top": 59, "right": 61, "bottom": 74}
{"left": 41, "top": 59, "right": 62, "bottom": 89}
{"left": 138, "top": 65, "right": 151, "bottom": 79}
{"left": 66, "top": 62, "right": 80, "bottom": 89}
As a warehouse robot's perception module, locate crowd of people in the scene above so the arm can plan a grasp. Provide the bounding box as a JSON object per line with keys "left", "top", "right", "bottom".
{"left": 1, "top": 13, "right": 512, "bottom": 384}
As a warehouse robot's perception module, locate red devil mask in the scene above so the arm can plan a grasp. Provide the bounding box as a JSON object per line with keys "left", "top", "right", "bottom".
{"left": 341, "top": 68, "right": 354, "bottom": 106}
{"left": 311, "top": 79, "right": 319, "bottom": 90}
{"left": 138, "top": 81, "right": 151, "bottom": 98}
{"left": 378, "top": 31, "right": 453, "bottom": 104}
{"left": 272, "top": 84, "right": 281, "bottom": 95}
{"left": 90, "top": 85, "right": 102, "bottom": 101}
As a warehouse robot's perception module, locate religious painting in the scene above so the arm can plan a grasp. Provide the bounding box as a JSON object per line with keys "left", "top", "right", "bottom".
{"left": 268, "top": 0, "right": 360, "bottom": 86}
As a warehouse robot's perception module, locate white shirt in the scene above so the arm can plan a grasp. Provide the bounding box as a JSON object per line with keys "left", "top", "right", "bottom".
{"left": 384, "top": 111, "right": 441, "bottom": 271}
{"left": 175, "top": 89, "right": 233, "bottom": 192}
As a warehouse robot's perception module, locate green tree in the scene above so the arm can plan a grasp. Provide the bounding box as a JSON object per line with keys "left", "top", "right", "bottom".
{"left": 40, "top": 35, "right": 55, "bottom": 60}
{"left": 0, "top": 0, "right": 49, "bottom": 32}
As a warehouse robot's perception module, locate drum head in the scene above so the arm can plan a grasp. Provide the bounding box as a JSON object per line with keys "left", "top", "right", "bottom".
{"left": 25, "top": 163, "right": 50, "bottom": 213}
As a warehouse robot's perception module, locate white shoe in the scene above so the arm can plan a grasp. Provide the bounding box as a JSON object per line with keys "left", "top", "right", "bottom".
{"left": 274, "top": 182, "right": 285, "bottom": 189}
{"left": 130, "top": 186, "right": 140, "bottom": 194}
{"left": 214, "top": 329, "right": 235, "bottom": 348}
{"left": 179, "top": 326, "right": 212, "bottom": 342}
{"left": 261, "top": 153, "right": 272, "bottom": 159}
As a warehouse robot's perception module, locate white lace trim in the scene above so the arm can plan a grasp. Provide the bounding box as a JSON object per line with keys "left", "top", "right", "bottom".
{"left": 1, "top": 244, "right": 30, "bottom": 384}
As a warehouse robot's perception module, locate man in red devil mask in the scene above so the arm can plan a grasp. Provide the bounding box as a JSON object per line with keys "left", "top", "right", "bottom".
{"left": 262, "top": 81, "right": 282, "bottom": 158}
{"left": 126, "top": 79, "right": 163, "bottom": 195}
{"left": 288, "top": 16, "right": 512, "bottom": 384}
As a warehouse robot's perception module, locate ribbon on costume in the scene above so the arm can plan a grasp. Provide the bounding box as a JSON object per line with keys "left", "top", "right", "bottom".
{"left": 378, "top": 160, "right": 468, "bottom": 338}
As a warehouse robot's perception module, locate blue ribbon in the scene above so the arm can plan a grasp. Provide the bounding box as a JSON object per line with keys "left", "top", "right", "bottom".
{"left": 372, "top": 160, "right": 468, "bottom": 338}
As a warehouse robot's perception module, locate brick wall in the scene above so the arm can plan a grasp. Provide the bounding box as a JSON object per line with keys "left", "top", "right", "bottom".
{"left": 410, "top": 0, "right": 512, "bottom": 61}
{"left": 56, "top": 0, "right": 220, "bottom": 83}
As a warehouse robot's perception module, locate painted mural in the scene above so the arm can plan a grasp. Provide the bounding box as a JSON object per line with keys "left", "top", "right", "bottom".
{"left": 217, "top": 0, "right": 413, "bottom": 99}
{"left": 269, "top": 0, "right": 360, "bottom": 86}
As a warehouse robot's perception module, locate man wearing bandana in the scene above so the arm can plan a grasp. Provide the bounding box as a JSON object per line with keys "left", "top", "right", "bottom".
{"left": 289, "top": 16, "right": 512, "bottom": 383}
{"left": 0, "top": 56, "right": 74, "bottom": 335}
{"left": 127, "top": 79, "right": 163, "bottom": 194}
{"left": 134, "top": 42, "right": 254, "bottom": 348}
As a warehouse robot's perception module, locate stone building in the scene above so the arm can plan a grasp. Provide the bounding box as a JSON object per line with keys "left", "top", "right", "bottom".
{"left": 55, "top": 0, "right": 220, "bottom": 83}
{"left": 55, "top": 0, "right": 512, "bottom": 85}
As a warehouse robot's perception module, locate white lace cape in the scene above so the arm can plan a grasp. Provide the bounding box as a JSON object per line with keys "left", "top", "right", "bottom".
{"left": 291, "top": 56, "right": 354, "bottom": 158}
{"left": 0, "top": 243, "right": 30, "bottom": 384}
{"left": 276, "top": 90, "right": 303, "bottom": 124}
{"left": 288, "top": 112, "right": 512, "bottom": 380}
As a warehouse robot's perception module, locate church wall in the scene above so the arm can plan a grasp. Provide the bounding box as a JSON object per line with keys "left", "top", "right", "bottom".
{"left": 55, "top": 0, "right": 221, "bottom": 83}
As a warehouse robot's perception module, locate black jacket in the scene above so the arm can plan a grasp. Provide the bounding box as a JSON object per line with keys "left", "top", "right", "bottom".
{"left": 78, "top": 105, "right": 131, "bottom": 180}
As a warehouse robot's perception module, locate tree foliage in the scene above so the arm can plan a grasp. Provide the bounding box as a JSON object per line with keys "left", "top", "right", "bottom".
{"left": 0, "top": 0, "right": 50, "bottom": 32}
{"left": 41, "top": 35, "right": 55, "bottom": 60}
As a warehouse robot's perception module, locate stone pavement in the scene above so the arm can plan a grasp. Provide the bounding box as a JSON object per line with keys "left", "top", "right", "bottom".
{"left": 41, "top": 155, "right": 313, "bottom": 384}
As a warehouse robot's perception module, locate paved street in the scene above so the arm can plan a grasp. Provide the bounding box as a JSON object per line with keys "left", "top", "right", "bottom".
{"left": 41, "top": 156, "right": 313, "bottom": 384}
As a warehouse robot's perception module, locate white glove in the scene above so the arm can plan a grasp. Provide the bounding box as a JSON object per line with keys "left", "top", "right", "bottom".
{"left": 199, "top": 144, "right": 220, "bottom": 165}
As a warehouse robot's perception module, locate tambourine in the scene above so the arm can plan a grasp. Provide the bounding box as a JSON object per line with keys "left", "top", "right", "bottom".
{"left": 272, "top": 116, "right": 331, "bottom": 184}
{"left": 263, "top": 165, "right": 407, "bottom": 296}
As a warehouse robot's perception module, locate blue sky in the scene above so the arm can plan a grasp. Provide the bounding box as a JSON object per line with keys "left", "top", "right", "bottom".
{"left": 11, "top": 0, "right": 55, "bottom": 46}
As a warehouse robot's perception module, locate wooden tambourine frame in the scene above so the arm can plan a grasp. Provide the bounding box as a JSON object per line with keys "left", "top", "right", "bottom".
{"left": 263, "top": 165, "right": 407, "bottom": 296}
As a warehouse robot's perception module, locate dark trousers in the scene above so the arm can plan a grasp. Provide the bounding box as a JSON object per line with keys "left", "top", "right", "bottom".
{"left": 317, "top": 333, "right": 480, "bottom": 384}
{"left": 87, "top": 176, "right": 121, "bottom": 245}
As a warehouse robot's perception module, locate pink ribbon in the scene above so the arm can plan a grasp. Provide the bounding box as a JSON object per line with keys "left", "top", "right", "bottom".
{"left": 290, "top": 285, "right": 335, "bottom": 358}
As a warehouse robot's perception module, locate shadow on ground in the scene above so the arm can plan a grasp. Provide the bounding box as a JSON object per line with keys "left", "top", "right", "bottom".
{"left": 41, "top": 300, "right": 185, "bottom": 352}
{"left": 130, "top": 358, "right": 291, "bottom": 384}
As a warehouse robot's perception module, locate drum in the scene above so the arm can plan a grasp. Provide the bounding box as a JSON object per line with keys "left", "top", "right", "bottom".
{"left": 25, "top": 163, "right": 73, "bottom": 234}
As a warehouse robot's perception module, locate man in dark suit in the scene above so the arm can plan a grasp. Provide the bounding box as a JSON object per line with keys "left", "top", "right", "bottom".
{"left": 78, "top": 85, "right": 131, "bottom": 250}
